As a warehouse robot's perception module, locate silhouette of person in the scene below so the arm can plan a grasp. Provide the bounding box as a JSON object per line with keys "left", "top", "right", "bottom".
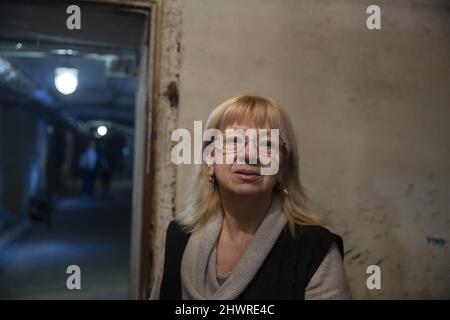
{"left": 79, "top": 140, "right": 100, "bottom": 197}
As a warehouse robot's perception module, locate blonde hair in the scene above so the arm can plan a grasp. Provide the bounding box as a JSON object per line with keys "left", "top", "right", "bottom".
{"left": 176, "top": 95, "right": 325, "bottom": 236}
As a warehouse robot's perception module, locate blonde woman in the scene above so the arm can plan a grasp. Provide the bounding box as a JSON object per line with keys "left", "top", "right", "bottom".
{"left": 150, "top": 95, "right": 351, "bottom": 300}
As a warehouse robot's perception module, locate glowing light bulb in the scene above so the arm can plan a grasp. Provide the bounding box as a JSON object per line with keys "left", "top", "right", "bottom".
{"left": 54, "top": 67, "right": 78, "bottom": 95}
{"left": 97, "top": 125, "right": 108, "bottom": 136}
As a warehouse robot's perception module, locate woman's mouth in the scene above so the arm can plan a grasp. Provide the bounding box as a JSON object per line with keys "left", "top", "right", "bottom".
{"left": 233, "top": 169, "right": 261, "bottom": 181}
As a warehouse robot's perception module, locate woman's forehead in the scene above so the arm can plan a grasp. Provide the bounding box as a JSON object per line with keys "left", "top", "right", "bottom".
{"left": 224, "top": 121, "right": 273, "bottom": 130}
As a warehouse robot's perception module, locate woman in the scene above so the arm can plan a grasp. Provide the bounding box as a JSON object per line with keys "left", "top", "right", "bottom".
{"left": 150, "top": 95, "right": 351, "bottom": 300}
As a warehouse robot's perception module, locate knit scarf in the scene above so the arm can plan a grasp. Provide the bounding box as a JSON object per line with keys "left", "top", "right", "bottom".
{"left": 180, "top": 195, "right": 287, "bottom": 300}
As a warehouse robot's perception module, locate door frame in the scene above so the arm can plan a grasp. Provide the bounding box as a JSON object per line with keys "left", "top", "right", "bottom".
{"left": 80, "top": 0, "right": 163, "bottom": 299}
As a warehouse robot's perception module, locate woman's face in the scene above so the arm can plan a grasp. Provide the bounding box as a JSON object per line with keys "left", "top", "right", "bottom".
{"left": 208, "top": 122, "right": 281, "bottom": 196}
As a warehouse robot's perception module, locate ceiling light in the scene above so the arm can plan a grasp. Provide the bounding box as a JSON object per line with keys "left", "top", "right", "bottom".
{"left": 54, "top": 67, "right": 78, "bottom": 95}
{"left": 97, "top": 126, "right": 108, "bottom": 137}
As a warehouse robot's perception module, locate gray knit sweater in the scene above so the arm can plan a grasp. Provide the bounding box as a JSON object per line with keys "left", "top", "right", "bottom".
{"left": 150, "top": 191, "right": 351, "bottom": 300}
{"left": 150, "top": 241, "right": 352, "bottom": 299}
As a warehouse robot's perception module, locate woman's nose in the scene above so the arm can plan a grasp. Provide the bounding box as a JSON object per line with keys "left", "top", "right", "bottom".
{"left": 244, "top": 138, "right": 260, "bottom": 165}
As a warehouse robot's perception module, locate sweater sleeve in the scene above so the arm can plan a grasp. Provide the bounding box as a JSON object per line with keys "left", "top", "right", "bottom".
{"left": 304, "top": 242, "right": 352, "bottom": 300}
{"left": 149, "top": 248, "right": 165, "bottom": 300}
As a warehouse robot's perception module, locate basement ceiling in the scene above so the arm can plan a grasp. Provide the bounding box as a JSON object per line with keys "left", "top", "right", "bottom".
{"left": 0, "top": 0, "right": 149, "bottom": 129}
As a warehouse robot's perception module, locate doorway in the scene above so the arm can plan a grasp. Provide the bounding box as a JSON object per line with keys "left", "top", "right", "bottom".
{"left": 0, "top": 0, "right": 156, "bottom": 299}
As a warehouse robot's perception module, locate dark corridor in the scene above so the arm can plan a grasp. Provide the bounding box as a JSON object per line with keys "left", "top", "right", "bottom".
{"left": 0, "top": 1, "right": 148, "bottom": 299}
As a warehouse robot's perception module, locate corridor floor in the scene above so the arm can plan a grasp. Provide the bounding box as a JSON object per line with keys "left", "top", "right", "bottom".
{"left": 0, "top": 192, "right": 131, "bottom": 299}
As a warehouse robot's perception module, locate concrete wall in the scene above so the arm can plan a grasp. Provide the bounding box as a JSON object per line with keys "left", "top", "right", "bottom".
{"left": 170, "top": 0, "right": 450, "bottom": 299}
{"left": 0, "top": 105, "right": 49, "bottom": 218}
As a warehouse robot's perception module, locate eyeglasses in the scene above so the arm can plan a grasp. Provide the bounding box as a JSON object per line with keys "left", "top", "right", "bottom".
{"left": 220, "top": 134, "right": 285, "bottom": 155}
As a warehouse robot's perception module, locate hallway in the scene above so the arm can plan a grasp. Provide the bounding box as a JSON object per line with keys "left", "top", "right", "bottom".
{"left": 0, "top": 184, "right": 132, "bottom": 299}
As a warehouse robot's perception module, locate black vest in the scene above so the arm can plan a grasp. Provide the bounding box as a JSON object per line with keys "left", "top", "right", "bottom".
{"left": 159, "top": 220, "right": 344, "bottom": 300}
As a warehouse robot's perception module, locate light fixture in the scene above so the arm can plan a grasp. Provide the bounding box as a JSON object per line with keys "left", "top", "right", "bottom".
{"left": 97, "top": 125, "right": 108, "bottom": 137}
{"left": 54, "top": 67, "right": 78, "bottom": 95}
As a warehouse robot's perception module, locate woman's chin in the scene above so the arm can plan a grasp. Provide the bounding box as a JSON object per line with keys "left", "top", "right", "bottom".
{"left": 230, "top": 184, "right": 268, "bottom": 195}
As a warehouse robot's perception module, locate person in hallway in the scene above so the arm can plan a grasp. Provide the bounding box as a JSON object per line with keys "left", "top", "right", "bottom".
{"left": 79, "top": 140, "right": 100, "bottom": 197}
{"left": 150, "top": 95, "right": 352, "bottom": 300}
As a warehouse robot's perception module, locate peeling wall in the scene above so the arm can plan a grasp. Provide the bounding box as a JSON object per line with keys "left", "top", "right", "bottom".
{"left": 149, "top": 0, "right": 183, "bottom": 273}
{"left": 154, "top": 0, "right": 450, "bottom": 298}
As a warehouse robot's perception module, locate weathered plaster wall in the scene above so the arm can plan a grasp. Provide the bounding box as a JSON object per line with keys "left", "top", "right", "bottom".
{"left": 149, "top": 0, "right": 183, "bottom": 279}
{"left": 153, "top": 0, "right": 450, "bottom": 298}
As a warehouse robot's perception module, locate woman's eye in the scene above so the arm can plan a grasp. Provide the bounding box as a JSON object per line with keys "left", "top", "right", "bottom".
{"left": 226, "top": 137, "right": 236, "bottom": 144}
{"left": 260, "top": 140, "right": 273, "bottom": 148}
